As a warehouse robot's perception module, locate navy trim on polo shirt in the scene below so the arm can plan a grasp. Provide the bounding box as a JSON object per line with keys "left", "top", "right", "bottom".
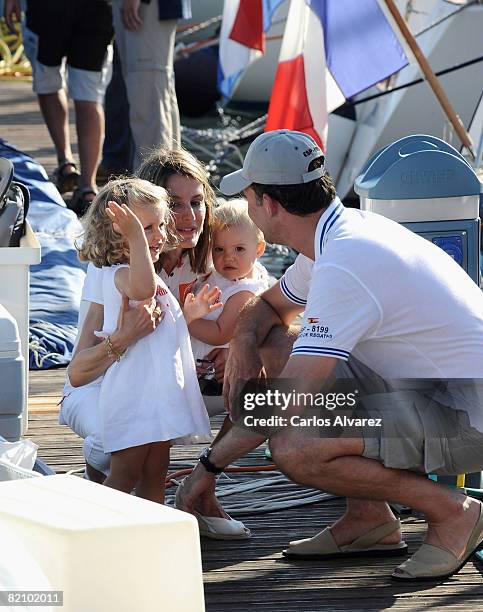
{"left": 280, "top": 276, "right": 307, "bottom": 306}
{"left": 319, "top": 201, "right": 344, "bottom": 255}
{"left": 291, "top": 345, "right": 350, "bottom": 360}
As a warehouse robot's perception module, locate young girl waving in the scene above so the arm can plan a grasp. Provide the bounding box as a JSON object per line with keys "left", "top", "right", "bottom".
{"left": 78, "top": 178, "right": 221, "bottom": 503}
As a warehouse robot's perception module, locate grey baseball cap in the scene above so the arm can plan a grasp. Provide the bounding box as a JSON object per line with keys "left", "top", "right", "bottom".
{"left": 219, "top": 129, "right": 325, "bottom": 195}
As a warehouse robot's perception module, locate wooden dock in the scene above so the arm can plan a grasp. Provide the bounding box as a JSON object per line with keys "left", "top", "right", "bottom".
{"left": 27, "top": 368, "right": 483, "bottom": 611}
{"left": 3, "top": 78, "right": 483, "bottom": 610}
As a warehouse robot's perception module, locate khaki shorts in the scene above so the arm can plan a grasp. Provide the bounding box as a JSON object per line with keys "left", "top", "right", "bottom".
{"left": 358, "top": 390, "right": 483, "bottom": 476}
{"left": 334, "top": 359, "right": 483, "bottom": 476}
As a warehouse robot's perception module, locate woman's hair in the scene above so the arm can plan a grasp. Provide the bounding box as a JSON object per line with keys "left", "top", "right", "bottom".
{"left": 78, "top": 177, "right": 175, "bottom": 267}
{"left": 136, "top": 148, "right": 215, "bottom": 274}
{"left": 213, "top": 199, "right": 264, "bottom": 243}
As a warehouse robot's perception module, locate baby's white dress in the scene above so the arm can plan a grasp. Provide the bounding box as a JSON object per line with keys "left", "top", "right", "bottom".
{"left": 190, "top": 261, "right": 270, "bottom": 363}
{"left": 98, "top": 265, "right": 211, "bottom": 453}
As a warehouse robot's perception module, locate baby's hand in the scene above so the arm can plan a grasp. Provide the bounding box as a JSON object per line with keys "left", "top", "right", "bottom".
{"left": 183, "top": 284, "right": 223, "bottom": 325}
{"left": 106, "top": 201, "right": 144, "bottom": 241}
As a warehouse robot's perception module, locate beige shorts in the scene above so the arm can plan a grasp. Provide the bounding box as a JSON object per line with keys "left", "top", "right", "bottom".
{"left": 359, "top": 390, "right": 483, "bottom": 476}
{"left": 332, "top": 359, "right": 483, "bottom": 476}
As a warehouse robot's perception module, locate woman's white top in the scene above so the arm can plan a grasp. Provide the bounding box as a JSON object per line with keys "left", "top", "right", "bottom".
{"left": 158, "top": 253, "right": 206, "bottom": 303}
{"left": 97, "top": 264, "right": 211, "bottom": 453}
{"left": 190, "top": 261, "right": 270, "bottom": 363}
{"left": 61, "top": 265, "right": 104, "bottom": 411}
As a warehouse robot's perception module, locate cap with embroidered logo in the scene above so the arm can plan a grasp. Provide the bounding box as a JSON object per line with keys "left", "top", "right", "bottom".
{"left": 219, "top": 130, "right": 325, "bottom": 195}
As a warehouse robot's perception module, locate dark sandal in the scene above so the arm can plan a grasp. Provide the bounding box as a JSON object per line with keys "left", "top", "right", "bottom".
{"left": 68, "top": 187, "right": 97, "bottom": 218}
{"left": 53, "top": 160, "right": 80, "bottom": 194}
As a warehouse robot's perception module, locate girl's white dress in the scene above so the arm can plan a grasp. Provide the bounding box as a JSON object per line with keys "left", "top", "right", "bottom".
{"left": 97, "top": 264, "right": 211, "bottom": 453}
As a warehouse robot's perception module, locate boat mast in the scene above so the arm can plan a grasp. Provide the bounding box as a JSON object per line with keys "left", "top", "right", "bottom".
{"left": 382, "top": 0, "right": 476, "bottom": 159}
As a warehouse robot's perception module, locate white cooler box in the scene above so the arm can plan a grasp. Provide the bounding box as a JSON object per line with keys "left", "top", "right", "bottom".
{"left": 0, "top": 302, "right": 24, "bottom": 441}
{"left": 0, "top": 476, "right": 205, "bottom": 612}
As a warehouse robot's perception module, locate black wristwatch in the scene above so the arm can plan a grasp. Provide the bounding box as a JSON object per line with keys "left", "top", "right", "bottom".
{"left": 199, "top": 447, "right": 225, "bottom": 475}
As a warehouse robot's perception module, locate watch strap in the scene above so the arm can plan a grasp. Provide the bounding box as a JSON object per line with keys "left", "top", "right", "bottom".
{"left": 199, "top": 448, "right": 225, "bottom": 474}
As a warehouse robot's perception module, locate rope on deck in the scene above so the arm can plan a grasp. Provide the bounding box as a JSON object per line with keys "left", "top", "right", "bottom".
{"left": 166, "top": 471, "right": 337, "bottom": 516}
{"left": 67, "top": 465, "right": 337, "bottom": 515}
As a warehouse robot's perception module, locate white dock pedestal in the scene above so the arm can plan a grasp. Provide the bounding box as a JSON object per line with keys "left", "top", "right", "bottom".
{"left": 0, "top": 475, "right": 205, "bottom": 612}
{"left": 0, "top": 221, "right": 41, "bottom": 434}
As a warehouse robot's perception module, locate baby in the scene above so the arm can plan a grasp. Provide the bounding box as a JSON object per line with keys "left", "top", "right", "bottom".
{"left": 188, "top": 199, "right": 269, "bottom": 373}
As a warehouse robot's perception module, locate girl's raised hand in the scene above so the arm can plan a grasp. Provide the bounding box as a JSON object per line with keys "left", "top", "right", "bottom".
{"left": 106, "top": 201, "right": 144, "bottom": 240}
{"left": 183, "top": 284, "right": 223, "bottom": 325}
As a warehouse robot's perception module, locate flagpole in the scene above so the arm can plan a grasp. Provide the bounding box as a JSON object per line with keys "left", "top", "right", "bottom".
{"left": 383, "top": 0, "right": 475, "bottom": 160}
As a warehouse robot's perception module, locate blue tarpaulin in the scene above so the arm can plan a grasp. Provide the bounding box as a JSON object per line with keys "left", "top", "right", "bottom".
{"left": 0, "top": 140, "right": 85, "bottom": 369}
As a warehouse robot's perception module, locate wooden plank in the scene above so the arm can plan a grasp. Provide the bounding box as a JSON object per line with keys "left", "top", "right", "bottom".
{"left": 29, "top": 367, "right": 68, "bottom": 397}
{"left": 27, "top": 368, "right": 65, "bottom": 412}
{"left": 28, "top": 397, "right": 62, "bottom": 413}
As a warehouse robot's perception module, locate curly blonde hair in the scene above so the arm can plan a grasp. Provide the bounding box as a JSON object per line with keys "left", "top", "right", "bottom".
{"left": 136, "top": 148, "right": 215, "bottom": 274}
{"left": 213, "top": 199, "right": 264, "bottom": 243}
{"left": 77, "top": 178, "right": 176, "bottom": 267}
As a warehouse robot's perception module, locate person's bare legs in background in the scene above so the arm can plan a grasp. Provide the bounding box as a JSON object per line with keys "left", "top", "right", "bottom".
{"left": 37, "top": 91, "right": 76, "bottom": 176}
{"left": 74, "top": 100, "right": 105, "bottom": 193}
{"left": 37, "top": 93, "right": 104, "bottom": 199}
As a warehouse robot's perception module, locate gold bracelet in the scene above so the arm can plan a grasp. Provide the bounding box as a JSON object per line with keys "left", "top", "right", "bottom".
{"left": 105, "top": 336, "right": 125, "bottom": 362}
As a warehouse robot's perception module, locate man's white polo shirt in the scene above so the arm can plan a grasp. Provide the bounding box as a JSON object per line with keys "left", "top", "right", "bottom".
{"left": 281, "top": 198, "right": 483, "bottom": 379}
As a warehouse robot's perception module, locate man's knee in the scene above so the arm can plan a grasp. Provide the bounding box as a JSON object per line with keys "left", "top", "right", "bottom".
{"left": 268, "top": 433, "right": 296, "bottom": 468}
{"left": 268, "top": 430, "right": 329, "bottom": 482}
{"left": 269, "top": 431, "right": 362, "bottom": 483}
